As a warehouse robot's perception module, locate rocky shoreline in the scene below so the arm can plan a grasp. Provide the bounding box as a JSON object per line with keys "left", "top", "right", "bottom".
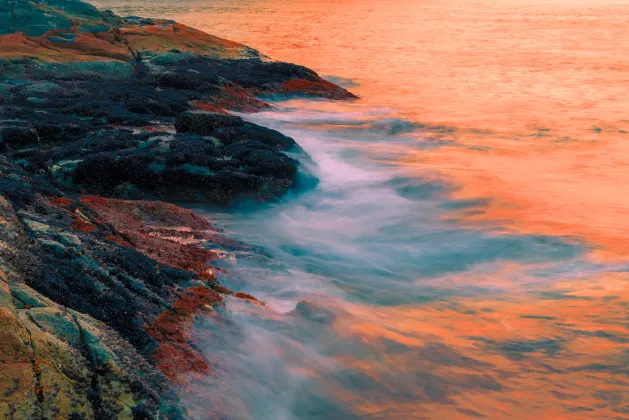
{"left": 0, "top": 1, "right": 355, "bottom": 418}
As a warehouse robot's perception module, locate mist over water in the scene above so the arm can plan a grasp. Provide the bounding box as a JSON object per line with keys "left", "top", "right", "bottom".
{"left": 95, "top": 0, "right": 629, "bottom": 418}
{"left": 182, "top": 102, "right": 625, "bottom": 419}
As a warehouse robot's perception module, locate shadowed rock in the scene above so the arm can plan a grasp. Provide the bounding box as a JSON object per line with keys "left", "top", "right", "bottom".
{"left": 0, "top": 121, "right": 39, "bottom": 150}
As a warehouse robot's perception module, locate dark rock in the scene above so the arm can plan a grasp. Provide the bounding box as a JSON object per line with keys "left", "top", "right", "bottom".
{"left": 177, "top": 111, "right": 300, "bottom": 150}
{"left": 292, "top": 301, "right": 337, "bottom": 324}
{"left": 0, "top": 121, "right": 39, "bottom": 150}
{"left": 175, "top": 111, "right": 246, "bottom": 136}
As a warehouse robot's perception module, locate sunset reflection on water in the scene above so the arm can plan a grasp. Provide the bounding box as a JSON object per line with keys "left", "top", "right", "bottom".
{"left": 96, "top": 0, "right": 629, "bottom": 417}
{"left": 324, "top": 270, "right": 629, "bottom": 418}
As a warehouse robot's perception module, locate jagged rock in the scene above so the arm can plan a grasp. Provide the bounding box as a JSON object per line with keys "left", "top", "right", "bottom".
{"left": 0, "top": 0, "right": 356, "bottom": 205}
{"left": 0, "top": 191, "right": 184, "bottom": 419}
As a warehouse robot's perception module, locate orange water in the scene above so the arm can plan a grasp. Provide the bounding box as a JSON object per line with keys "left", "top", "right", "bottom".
{"left": 95, "top": 1, "right": 629, "bottom": 418}
{"left": 96, "top": 0, "right": 629, "bottom": 258}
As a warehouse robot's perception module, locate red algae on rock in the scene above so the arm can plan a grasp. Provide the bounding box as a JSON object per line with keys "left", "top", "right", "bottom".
{"left": 104, "top": 234, "right": 133, "bottom": 248}
{"left": 191, "top": 85, "right": 274, "bottom": 114}
{"left": 234, "top": 292, "right": 260, "bottom": 302}
{"left": 213, "top": 284, "right": 235, "bottom": 295}
{"left": 72, "top": 196, "right": 240, "bottom": 384}
{"left": 48, "top": 197, "right": 99, "bottom": 233}
{"left": 144, "top": 286, "right": 222, "bottom": 383}
{"left": 71, "top": 218, "right": 97, "bottom": 233}
{"left": 72, "top": 197, "right": 269, "bottom": 382}
{"left": 48, "top": 195, "right": 237, "bottom": 386}
{"left": 213, "top": 84, "right": 273, "bottom": 113}
{"left": 80, "top": 196, "right": 221, "bottom": 281}
{"left": 191, "top": 101, "right": 230, "bottom": 114}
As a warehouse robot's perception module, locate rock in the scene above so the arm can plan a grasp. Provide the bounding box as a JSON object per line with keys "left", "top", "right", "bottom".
{"left": 57, "top": 130, "right": 300, "bottom": 204}
{"left": 0, "top": 0, "right": 358, "bottom": 206}
{"left": 291, "top": 301, "right": 337, "bottom": 325}
{"left": 175, "top": 111, "right": 246, "bottom": 136}
{"left": 5, "top": 116, "right": 302, "bottom": 205}
{"left": 79, "top": 196, "right": 227, "bottom": 281}
{"left": 0, "top": 191, "right": 185, "bottom": 419}
{"left": 0, "top": 121, "right": 39, "bottom": 151}
{"left": 280, "top": 78, "right": 359, "bottom": 100}
{"left": 177, "top": 111, "right": 301, "bottom": 149}
{"left": 0, "top": 0, "right": 100, "bottom": 37}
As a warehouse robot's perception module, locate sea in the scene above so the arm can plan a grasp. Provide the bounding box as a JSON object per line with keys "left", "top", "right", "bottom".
{"left": 92, "top": 1, "right": 629, "bottom": 418}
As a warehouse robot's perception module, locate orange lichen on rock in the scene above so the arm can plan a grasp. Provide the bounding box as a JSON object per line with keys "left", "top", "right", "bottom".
{"left": 0, "top": 20, "right": 248, "bottom": 65}
{"left": 46, "top": 30, "right": 130, "bottom": 61}
{"left": 118, "top": 22, "right": 251, "bottom": 59}
{"left": 145, "top": 286, "right": 222, "bottom": 383}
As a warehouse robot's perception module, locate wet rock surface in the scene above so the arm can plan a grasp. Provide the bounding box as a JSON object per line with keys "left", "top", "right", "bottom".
{"left": 1, "top": 0, "right": 355, "bottom": 204}
{"left": 0, "top": 134, "right": 266, "bottom": 419}
{"left": 0, "top": 55, "right": 335, "bottom": 205}
{"left": 0, "top": 165, "right": 184, "bottom": 419}
{"left": 291, "top": 300, "right": 337, "bottom": 325}
{"left": 0, "top": 0, "right": 355, "bottom": 418}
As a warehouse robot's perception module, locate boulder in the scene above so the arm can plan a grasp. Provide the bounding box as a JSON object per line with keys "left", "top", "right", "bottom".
{"left": 65, "top": 131, "right": 299, "bottom": 204}
{"left": 291, "top": 301, "right": 337, "bottom": 324}
{"left": 176, "top": 111, "right": 299, "bottom": 150}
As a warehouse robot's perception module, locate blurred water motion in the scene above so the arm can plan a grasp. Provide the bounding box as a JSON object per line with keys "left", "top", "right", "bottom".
{"left": 96, "top": 0, "right": 629, "bottom": 418}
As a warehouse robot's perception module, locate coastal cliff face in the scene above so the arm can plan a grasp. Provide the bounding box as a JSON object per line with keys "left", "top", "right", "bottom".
{"left": 0, "top": 1, "right": 355, "bottom": 418}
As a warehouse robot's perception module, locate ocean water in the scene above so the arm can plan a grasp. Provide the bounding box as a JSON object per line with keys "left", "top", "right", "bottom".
{"left": 94, "top": 1, "right": 629, "bottom": 418}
